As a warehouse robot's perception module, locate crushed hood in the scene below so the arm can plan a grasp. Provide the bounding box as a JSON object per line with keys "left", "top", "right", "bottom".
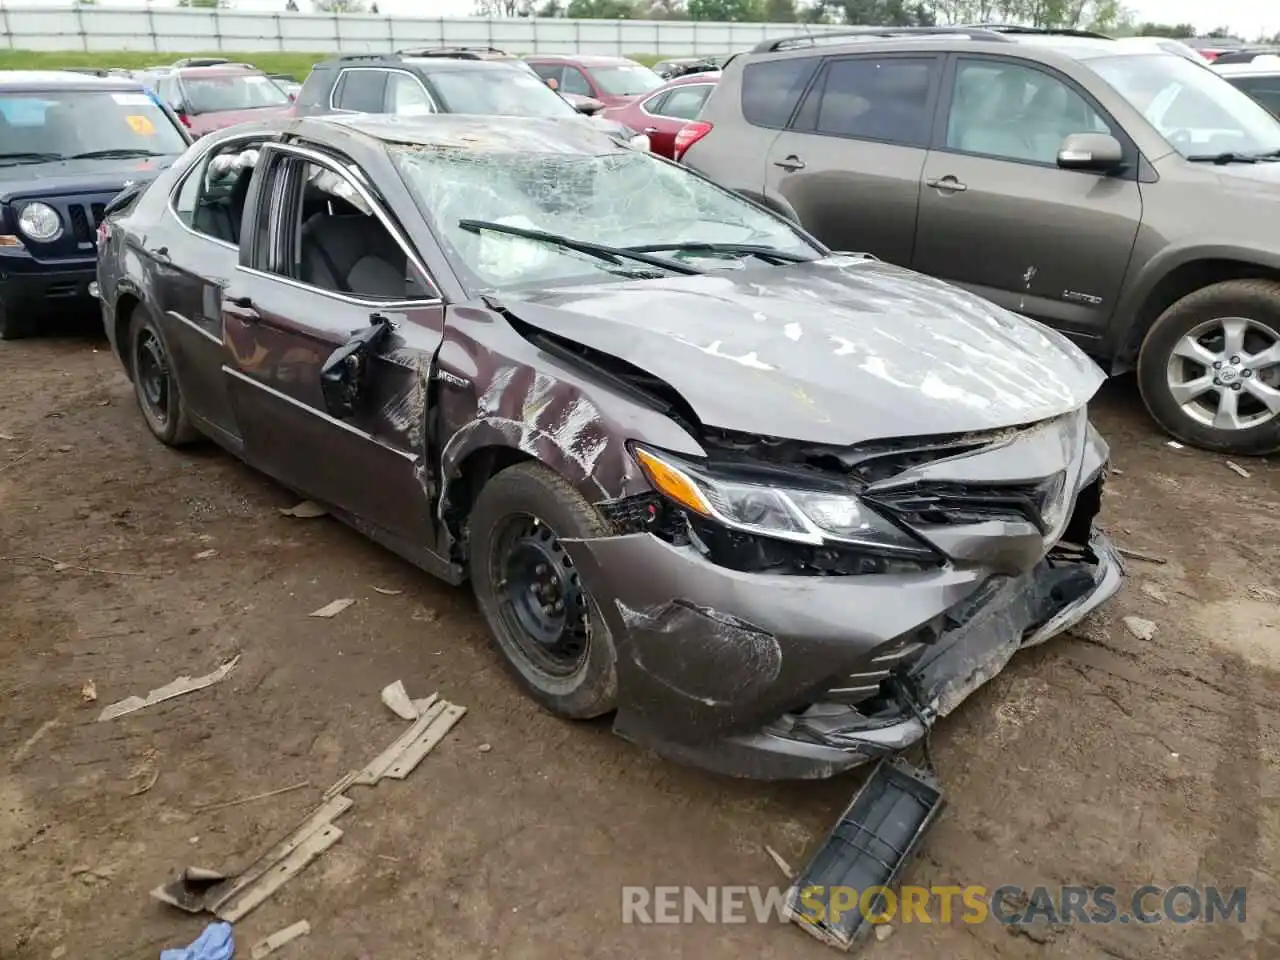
{"left": 502, "top": 256, "right": 1105, "bottom": 446}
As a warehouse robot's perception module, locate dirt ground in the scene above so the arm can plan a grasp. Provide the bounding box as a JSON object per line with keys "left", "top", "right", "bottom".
{"left": 1, "top": 323, "right": 1278, "bottom": 960}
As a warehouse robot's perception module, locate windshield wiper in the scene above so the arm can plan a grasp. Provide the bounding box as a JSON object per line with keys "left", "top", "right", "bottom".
{"left": 1186, "top": 150, "right": 1280, "bottom": 164}
{"left": 0, "top": 152, "right": 62, "bottom": 166}
{"left": 456, "top": 219, "right": 704, "bottom": 276}
{"left": 68, "top": 149, "right": 168, "bottom": 160}
{"left": 624, "top": 241, "right": 813, "bottom": 265}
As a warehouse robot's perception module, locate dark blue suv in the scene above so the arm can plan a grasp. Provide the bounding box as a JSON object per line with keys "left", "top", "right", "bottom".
{"left": 0, "top": 71, "right": 191, "bottom": 339}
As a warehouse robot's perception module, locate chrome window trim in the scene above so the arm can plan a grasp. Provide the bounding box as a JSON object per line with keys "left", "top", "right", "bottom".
{"left": 640, "top": 82, "right": 714, "bottom": 122}
{"left": 166, "top": 133, "right": 270, "bottom": 251}
{"left": 239, "top": 140, "right": 442, "bottom": 306}
{"left": 329, "top": 67, "right": 439, "bottom": 114}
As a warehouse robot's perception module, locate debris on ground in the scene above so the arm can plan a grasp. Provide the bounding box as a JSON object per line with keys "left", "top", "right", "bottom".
{"left": 159, "top": 920, "right": 234, "bottom": 960}
{"left": 380, "top": 680, "right": 418, "bottom": 720}
{"left": 278, "top": 500, "right": 327, "bottom": 519}
{"left": 1115, "top": 544, "right": 1168, "bottom": 564}
{"left": 129, "top": 749, "right": 160, "bottom": 797}
{"left": 372, "top": 586, "right": 402, "bottom": 596}
{"left": 1247, "top": 584, "right": 1280, "bottom": 603}
{"left": 309, "top": 598, "right": 355, "bottom": 619}
{"left": 80, "top": 679, "right": 97, "bottom": 702}
{"left": 1140, "top": 583, "right": 1168, "bottom": 604}
{"left": 194, "top": 781, "right": 310, "bottom": 814}
{"left": 1224, "top": 461, "right": 1251, "bottom": 479}
{"left": 764, "top": 845, "right": 793, "bottom": 879}
{"left": 477, "top": 742, "right": 492, "bottom": 754}
{"left": 1122, "top": 616, "right": 1157, "bottom": 641}
{"left": 250, "top": 920, "right": 310, "bottom": 959}
{"left": 97, "top": 657, "right": 240, "bottom": 722}
{"left": 874, "top": 923, "right": 893, "bottom": 942}
{"left": 153, "top": 692, "right": 466, "bottom": 923}
{"left": 1166, "top": 441, "right": 1184, "bottom": 449}
{"left": 11, "top": 718, "right": 57, "bottom": 764}
{"left": 194, "top": 549, "right": 218, "bottom": 560}
{"left": 786, "top": 759, "right": 944, "bottom": 951}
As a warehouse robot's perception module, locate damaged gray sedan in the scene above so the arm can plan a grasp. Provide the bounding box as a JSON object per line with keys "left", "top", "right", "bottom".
{"left": 98, "top": 114, "right": 1123, "bottom": 780}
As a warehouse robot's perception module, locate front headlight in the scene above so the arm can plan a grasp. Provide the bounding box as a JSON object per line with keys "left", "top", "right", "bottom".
{"left": 633, "top": 446, "right": 928, "bottom": 555}
{"left": 18, "top": 202, "right": 62, "bottom": 242}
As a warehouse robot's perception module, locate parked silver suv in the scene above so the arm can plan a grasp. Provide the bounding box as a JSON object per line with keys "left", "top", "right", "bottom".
{"left": 683, "top": 26, "right": 1280, "bottom": 456}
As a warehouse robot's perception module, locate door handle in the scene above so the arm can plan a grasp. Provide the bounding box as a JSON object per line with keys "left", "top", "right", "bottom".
{"left": 222, "top": 295, "right": 259, "bottom": 324}
{"left": 926, "top": 176, "right": 968, "bottom": 193}
{"left": 150, "top": 245, "right": 170, "bottom": 264}
{"left": 774, "top": 155, "right": 806, "bottom": 172}
{"left": 643, "top": 126, "right": 659, "bottom": 135}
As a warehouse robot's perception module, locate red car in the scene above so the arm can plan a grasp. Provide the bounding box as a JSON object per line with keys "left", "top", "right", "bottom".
{"left": 524, "top": 54, "right": 665, "bottom": 107}
{"left": 147, "top": 60, "right": 295, "bottom": 137}
{"left": 599, "top": 71, "right": 719, "bottom": 159}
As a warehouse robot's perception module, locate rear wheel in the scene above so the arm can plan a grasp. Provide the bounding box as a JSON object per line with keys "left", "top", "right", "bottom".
{"left": 0, "top": 302, "right": 31, "bottom": 341}
{"left": 130, "top": 308, "right": 200, "bottom": 446}
{"left": 468, "top": 461, "right": 618, "bottom": 719}
{"left": 1137, "top": 279, "right": 1280, "bottom": 455}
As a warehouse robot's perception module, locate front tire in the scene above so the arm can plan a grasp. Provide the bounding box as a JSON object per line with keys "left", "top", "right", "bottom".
{"left": 0, "top": 302, "right": 30, "bottom": 341}
{"left": 130, "top": 307, "right": 200, "bottom": 446}
{"left": 468, "top": 461, "right": 618, "bottom": 720}
{"left": 1137, "top": 279, "right": 1280, "bottom": 456}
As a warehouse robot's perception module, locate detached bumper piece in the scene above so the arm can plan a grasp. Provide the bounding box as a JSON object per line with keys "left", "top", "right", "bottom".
{"left": 787, "top": 758, "right": 945, "bottom": 951}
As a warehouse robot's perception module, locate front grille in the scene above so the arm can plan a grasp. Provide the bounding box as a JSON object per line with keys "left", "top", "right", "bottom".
{"left": 868, "top": 476, "right": 1064, "bottom": 533}
{"left": 68, "top": 203, "right": 92, "bottom": 243}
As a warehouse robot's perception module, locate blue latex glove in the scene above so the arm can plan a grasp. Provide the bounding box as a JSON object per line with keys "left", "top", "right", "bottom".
{"left": 160, "top": 921, "right": 234, "bottom": 960}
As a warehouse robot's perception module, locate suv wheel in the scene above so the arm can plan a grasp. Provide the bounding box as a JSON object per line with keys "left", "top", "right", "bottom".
{"left": 468, "top": 461, "right": 618, "bottom": 720}
{"left": 0, "top": 302, "right": 30, "bottom": 341}
{"left": 1138, "top": 279, "right": 1280, "bottom": 456}
{"left": 130, "top": 308, "right": 200, "bottom": 446}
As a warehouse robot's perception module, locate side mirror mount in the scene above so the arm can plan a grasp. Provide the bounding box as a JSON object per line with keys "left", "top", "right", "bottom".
{"left": 1057, "top": 132, "right": 1124, "bottom": 172}
{"left": 544, "top": 76, "right": 559, "bottom": 91}
{"left": 573, "top": 96, "right": 605, "bottom": 116}
{"left": 320, "top": 315, "right": 392, "bottom": 419}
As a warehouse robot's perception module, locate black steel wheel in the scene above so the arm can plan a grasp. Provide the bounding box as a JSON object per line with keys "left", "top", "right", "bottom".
{"left": 130, "top": 307, "right": 199, "bottom": 446}
{"left": 469, "top": 461, "right": 618, "bottom": 719}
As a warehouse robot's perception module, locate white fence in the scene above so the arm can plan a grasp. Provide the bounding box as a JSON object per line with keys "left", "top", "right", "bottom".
{"left": 0, "top": 7, "right": 851, "bottom": 54}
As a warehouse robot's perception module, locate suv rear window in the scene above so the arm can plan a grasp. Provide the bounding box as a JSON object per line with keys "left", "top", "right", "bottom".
{"left": 741, "top": 57, "right": 818, "bottom": 128}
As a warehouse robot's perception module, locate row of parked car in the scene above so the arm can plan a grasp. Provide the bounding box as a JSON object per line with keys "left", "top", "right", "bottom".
{"left": 5, "top": 27, "right": 1280, "bottom": 458}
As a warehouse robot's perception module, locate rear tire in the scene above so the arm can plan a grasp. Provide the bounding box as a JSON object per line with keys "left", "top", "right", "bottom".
{"left": 130, "top": 307, "right": 200, "bottom": 447}
{"left": 468, "top": 461, "right": 618, "bottom": 720}
{"left": 0, "top": 302, "right": 31, "bottom": 341}
{"left": 1137, "top": 279, "right": 1280, "bottom": 456}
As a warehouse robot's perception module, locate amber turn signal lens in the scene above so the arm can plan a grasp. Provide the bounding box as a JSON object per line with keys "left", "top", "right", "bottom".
{"left": 633, "top": 447, "right": 712, "bottom": 517}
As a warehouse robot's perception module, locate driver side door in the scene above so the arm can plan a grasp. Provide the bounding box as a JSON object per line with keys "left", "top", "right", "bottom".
{"left": 221, "top": 142, "right": 446, "bottom": 549}
{"left": 912, "top": 56, "right": 1143, "bottom": 343}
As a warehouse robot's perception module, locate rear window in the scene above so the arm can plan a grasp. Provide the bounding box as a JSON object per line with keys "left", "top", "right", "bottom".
{"left": 1228, "top": 75, "right": 1280, "bottom": 117}
{"left": 741, "top": 56, "right": 819, "bottom": 128}
{"left": 182, "top": 73, "right": 290, "bottom": 114}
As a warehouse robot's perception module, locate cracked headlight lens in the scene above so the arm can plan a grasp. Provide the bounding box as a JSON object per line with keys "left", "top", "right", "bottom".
{"left": 633, "top": 445, "right": 928, "bottom": 554}
{"left": 18, "top": 202, "right": 61, "bottom": 242}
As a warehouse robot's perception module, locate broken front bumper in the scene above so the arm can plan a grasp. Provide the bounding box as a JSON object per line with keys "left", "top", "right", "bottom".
{"left": 563, "top": 527, "right": 1123, "bottom": 781}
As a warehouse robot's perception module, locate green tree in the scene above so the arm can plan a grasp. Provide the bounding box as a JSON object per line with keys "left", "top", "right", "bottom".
{"left": 565, "top": 0, "right": 639, "bottom": 16}
{"left": 178, "top": 0, "right": 227, "bottom": 7}
{"left": 313, "top": 0, "right": 366, "bottom": 10}
{"left": 536, "top": 0, "right": 566, "bottom": 13}
{"left": 1131, "top": 21, "right": 1196, "bottom": 38}
{"left": 687, "top": 0, "right": 760, "bottom": 19}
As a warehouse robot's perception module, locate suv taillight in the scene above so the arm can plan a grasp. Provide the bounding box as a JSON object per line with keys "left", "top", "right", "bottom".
{"left": 673, "top": 121, "right": 712, "bottom": 161}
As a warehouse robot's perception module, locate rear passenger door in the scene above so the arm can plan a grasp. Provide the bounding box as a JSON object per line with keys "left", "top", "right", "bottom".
{"left": 638, "top": 82, "right": 715, "bottom": 157}
{"left": 912, "top": 56, "right": 1142, "bottom": 341}
{"left": 764, "top": 54, "right": 942, "bottom": 265}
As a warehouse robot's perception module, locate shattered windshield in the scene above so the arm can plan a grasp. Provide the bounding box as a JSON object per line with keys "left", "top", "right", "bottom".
{"left": 389, "top": 141, "right": 820, "bottom": 292}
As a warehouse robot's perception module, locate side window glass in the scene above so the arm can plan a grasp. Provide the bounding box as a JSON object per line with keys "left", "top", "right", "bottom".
{"left": 268, "top": 157, "right": 435, "bottom": 301}
{"left": 560, "top": 67, "right": 593, "bottom": 97}
{"left": 946, "top": 59, "right": 1112, "bottom": 164}
{"left": 642, "top": 90, "right": 670, "bottom": 115}
{"left": 813, "top": 57, "right": 936, "bottom": 148}
{"left": 531, "top": 63, "right": 562, "bottom": 84}
{"left": 384, "top": 73, "right": 435, "bottom": 116}
{"left": 172, "top": 141, "right": 262, "bottom": 247}
{"left": 1232, "top": 76, "right": 1280, "bottom": 117}
{"left": 334, "top": 70, "right": 386, "bottom": 112}
{"left": 742, "top": 56, "right": 819, "bottom": 129}
{"left": 661, "top": 85, "right": 711, "bottom": 120}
